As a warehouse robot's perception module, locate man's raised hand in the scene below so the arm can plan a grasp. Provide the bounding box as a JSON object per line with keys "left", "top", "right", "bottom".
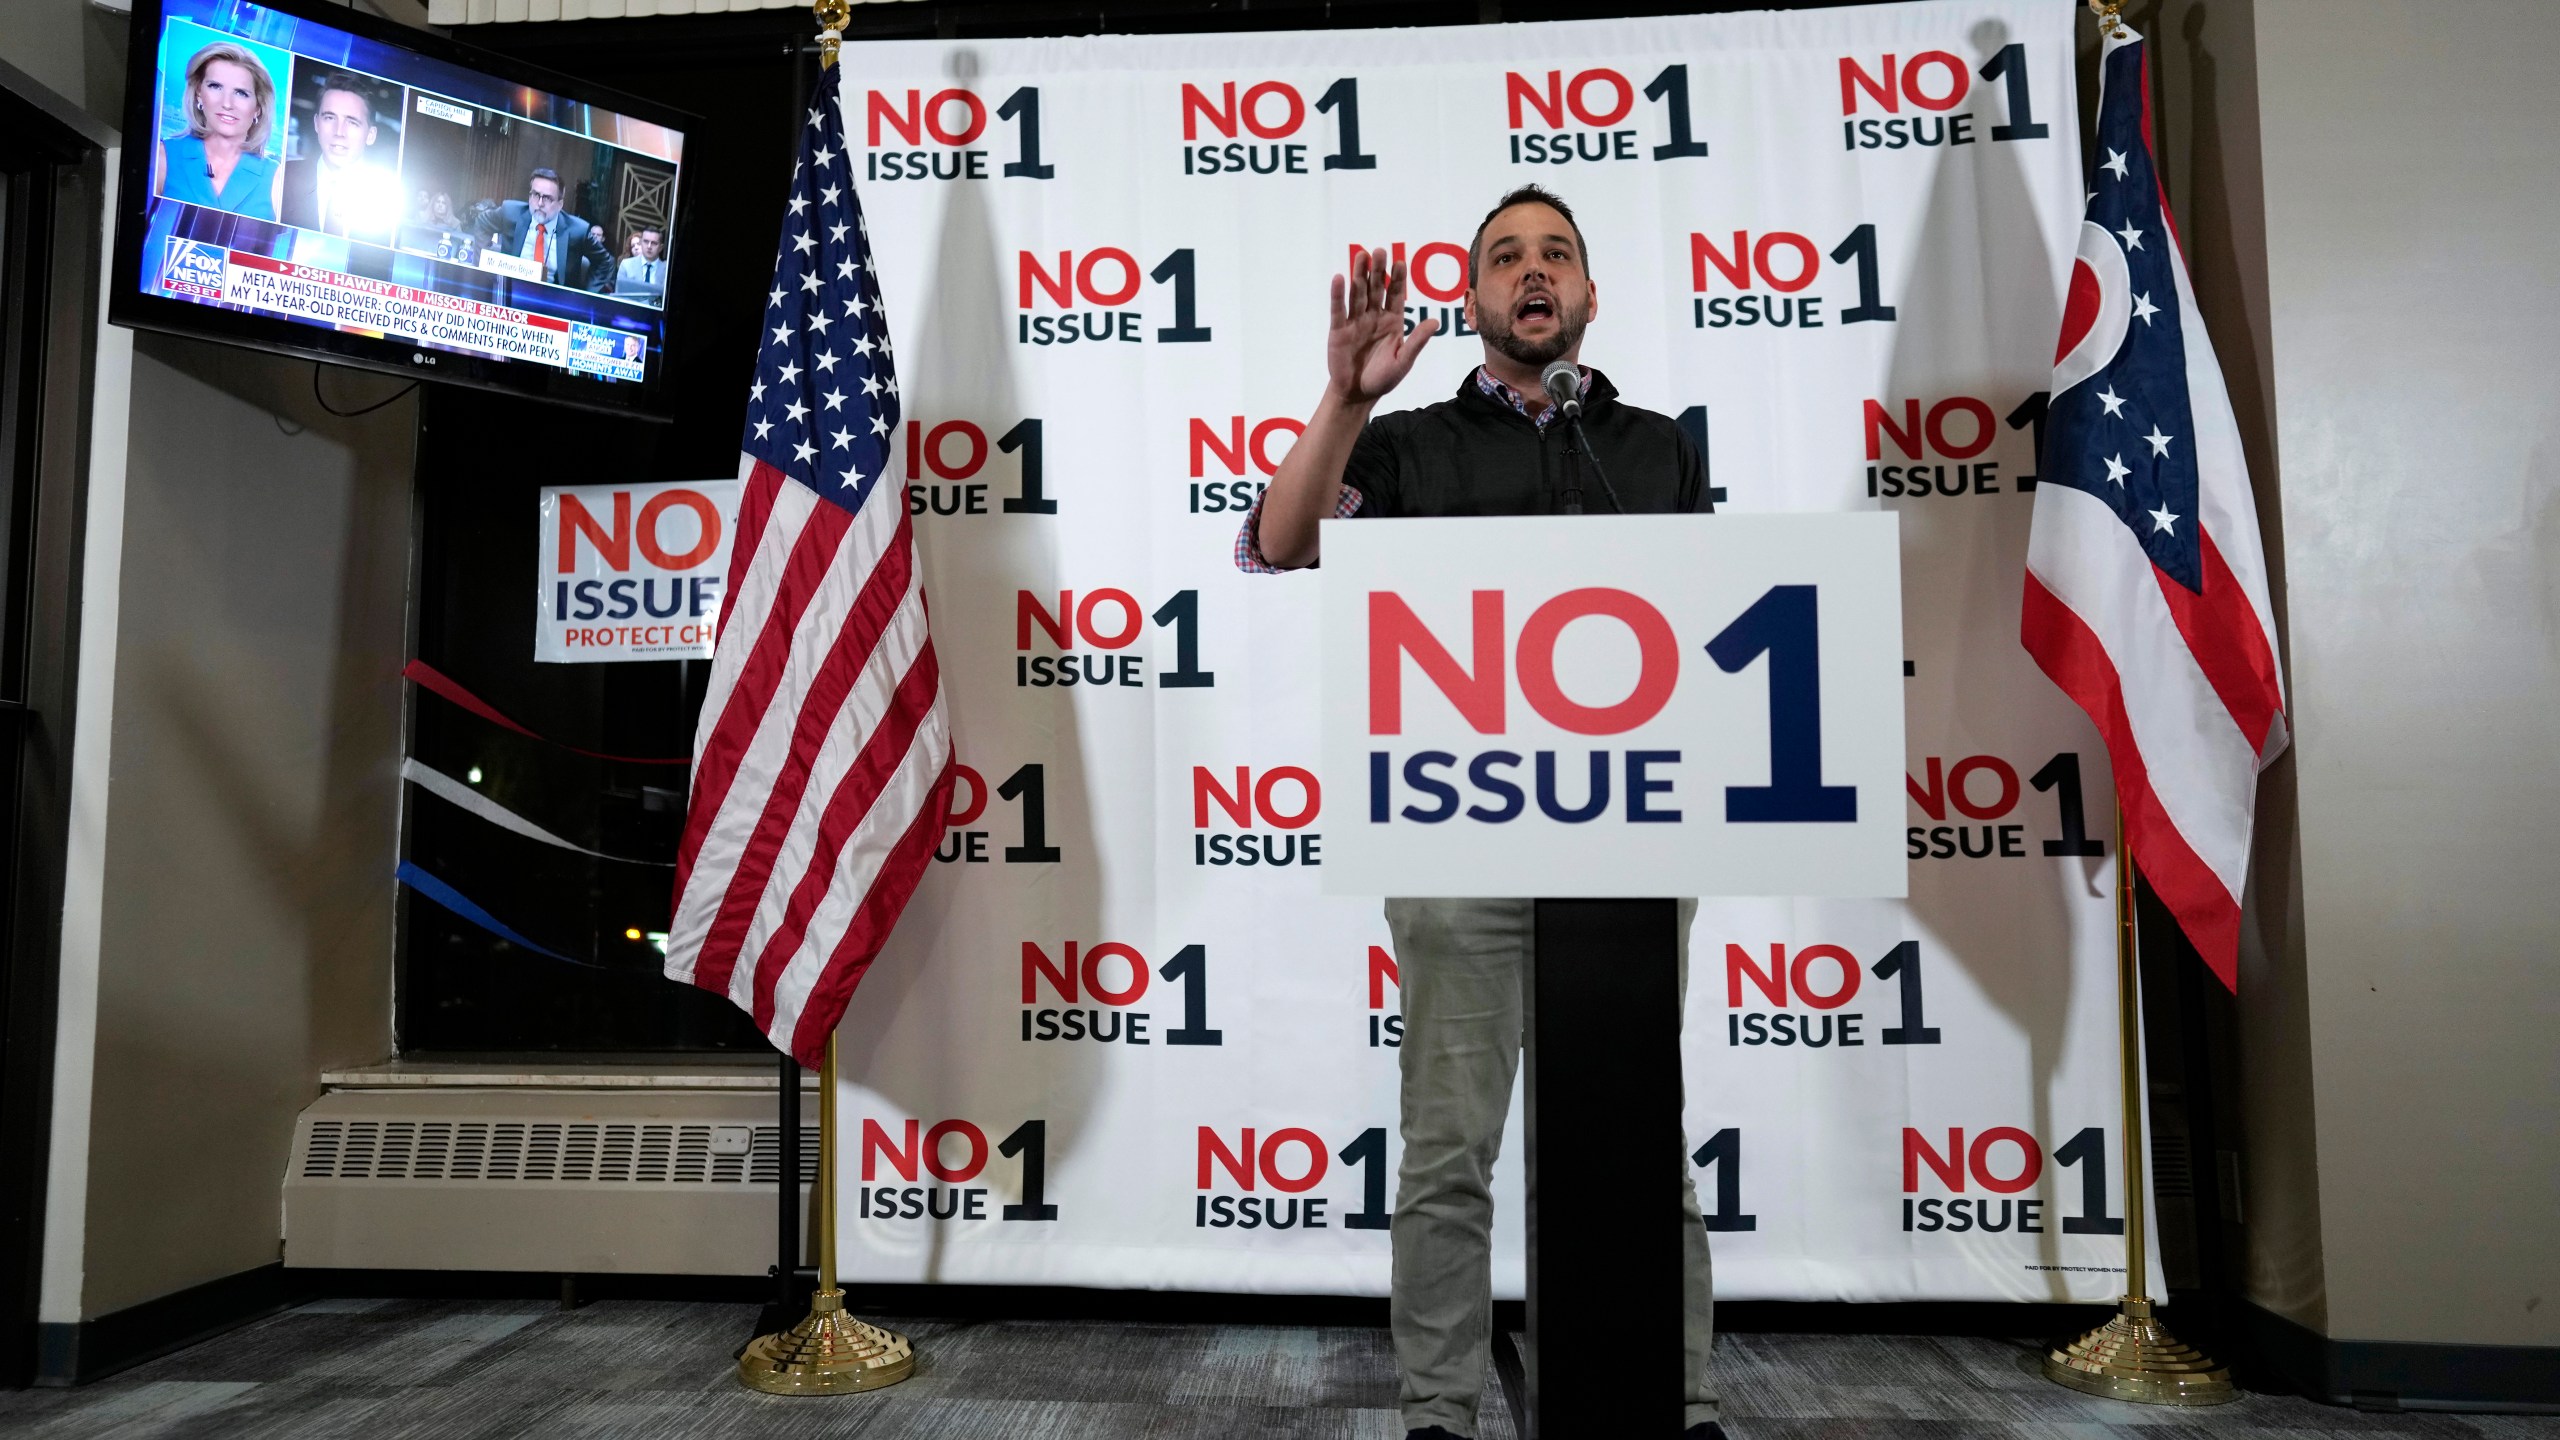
{"left": 1254, "top": 248, "right": 1438, "bottom": 569}
{"left": 1327, "top": 247, "right": 1440, "bottom": 406}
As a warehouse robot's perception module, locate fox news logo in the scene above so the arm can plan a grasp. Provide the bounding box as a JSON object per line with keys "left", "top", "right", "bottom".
{"left": 162, "top": 238, "right": 227, "bottom": 299}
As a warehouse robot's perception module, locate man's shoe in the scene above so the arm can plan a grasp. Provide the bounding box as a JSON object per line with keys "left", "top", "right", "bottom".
{"left": 1405, "top": 1430, "right": 1471, "bottom": 1440}
{"left": 1684, "top": 1425, "right": 1728, "bottom": 1440}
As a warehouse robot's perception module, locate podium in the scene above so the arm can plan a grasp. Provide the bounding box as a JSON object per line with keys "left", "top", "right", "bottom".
{"left": 1321, "top": 514, "right": 1907, "bottom": 1436}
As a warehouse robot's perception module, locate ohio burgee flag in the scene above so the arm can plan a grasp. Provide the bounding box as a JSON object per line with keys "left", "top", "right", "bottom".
{"left": 2022, "top": 25, "right": 2287, "bottom": 990}
{"left": 664, "top": 72, "right": 954, "bottom": 1064}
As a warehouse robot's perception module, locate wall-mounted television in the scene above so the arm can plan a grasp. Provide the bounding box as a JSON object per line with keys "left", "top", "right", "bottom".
{"left": 111, "top": 0, "right": 697, "bottom": 417}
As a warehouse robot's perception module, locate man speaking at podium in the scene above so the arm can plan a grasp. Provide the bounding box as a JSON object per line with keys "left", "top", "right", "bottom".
{"left": 1234, "top": 186, "right": 1723, "bottom": 1440}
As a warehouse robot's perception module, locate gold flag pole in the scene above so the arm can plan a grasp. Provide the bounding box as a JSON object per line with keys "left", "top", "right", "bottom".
{"left": 736, "top": 0, "right": 914, "bottom": 1397}
{"left": 739, "top": 1034, "right": 918, "bottom": 1394}
{"left": 2044, "top": 0, "right": 2236, "bottom": 1406}
{"left": 2041, "top": 811, "right": 2236, "bottom": 1405}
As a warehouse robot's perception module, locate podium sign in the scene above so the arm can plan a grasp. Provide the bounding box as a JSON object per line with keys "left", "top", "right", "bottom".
{"left": 1320, "top": 513, "right": 1908, "bottom": 899}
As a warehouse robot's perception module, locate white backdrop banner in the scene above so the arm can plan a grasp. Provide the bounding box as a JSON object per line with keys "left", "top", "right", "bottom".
{"left": 826, "top": 0, "right": 2163, "bottom": 1302}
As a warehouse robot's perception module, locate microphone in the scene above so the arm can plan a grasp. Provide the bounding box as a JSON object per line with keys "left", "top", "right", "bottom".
{"left": 1543, "top": 360, "right": 1625, "bottom": 514}
{"left": 1540, "top": 359, "right": 1584, "bottom": 420}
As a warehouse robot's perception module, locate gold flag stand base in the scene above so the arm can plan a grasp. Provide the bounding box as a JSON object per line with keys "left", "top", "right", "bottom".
{"left": 2037, "top": 757, "right": 2242, "bottom": 1410}
{"left": 733, "top": 1009, "right": 912, "bottom": 1396}
{"left": 2044, "top": 1298, "right": 2238, "bottom": 1406}
{"left": 737, "top": 1288, "right": 916, "bottom": 1396}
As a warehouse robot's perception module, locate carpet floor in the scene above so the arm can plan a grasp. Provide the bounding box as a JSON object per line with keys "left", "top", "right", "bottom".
{"left": 1, "top": 1299, "right": 2553, "bottom": 1438}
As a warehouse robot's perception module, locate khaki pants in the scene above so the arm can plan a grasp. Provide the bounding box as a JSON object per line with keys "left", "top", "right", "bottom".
{"left": 1384, "top": 897, "right": 1719, "bottom": 1436}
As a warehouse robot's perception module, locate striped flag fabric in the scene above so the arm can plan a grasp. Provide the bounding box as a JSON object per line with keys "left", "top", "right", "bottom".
{"left": 2022, "top": 23, "right": 2286, "bottom": 990}
{"left": 663, "top": 72, "right": 954, "bottom": 1065}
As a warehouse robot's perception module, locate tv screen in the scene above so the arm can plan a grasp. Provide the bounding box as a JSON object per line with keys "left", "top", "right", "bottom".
{"left": 111, "top": 0, "right": 695, "bottom": 416}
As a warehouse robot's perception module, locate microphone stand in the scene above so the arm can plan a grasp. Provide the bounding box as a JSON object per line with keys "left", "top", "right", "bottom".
{"left": 1561, "top": 409, "right": 1625, "bottom": 514}
{"left": 1529, "top": 378, "right": 1670, "bottom": 1435}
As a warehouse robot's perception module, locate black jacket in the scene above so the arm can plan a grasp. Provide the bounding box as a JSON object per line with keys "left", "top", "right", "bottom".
{"left": 1341, "top": 368, "right": 1709, "bottom": 519}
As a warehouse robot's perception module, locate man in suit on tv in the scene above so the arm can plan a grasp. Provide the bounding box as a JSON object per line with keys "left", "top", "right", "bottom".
{"left": 615, "top": 226, "right": 668, "bottom": 307}
{"left": 471, "top": 168, "right": 614, "bottom": 291}
{"left": 279, "top": 73, "right": 400, "bottom": 244}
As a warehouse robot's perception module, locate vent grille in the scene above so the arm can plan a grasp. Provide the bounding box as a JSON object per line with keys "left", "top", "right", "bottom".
{"left": 2151, "top": 1133, "right": 2195, "bottom": 1199}
{"left": 301, "top": 1120, "right": 819, "bottom": 1184}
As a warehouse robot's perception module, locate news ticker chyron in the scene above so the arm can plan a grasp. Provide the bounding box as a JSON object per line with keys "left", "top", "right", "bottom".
{"left": 160, "top": 239, "right": 647, "bottom": 382}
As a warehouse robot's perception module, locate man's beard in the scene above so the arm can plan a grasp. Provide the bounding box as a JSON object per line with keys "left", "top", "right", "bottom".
{"left": 1478, "top": 296, "right": 1589, "bottom": 369}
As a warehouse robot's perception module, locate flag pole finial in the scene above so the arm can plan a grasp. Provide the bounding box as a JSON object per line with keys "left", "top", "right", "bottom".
{"left": 814, "top": 0, "right": 850, "bottom": 69}
{"left": 2087, "top": 0, "right": 2130, "bottom": 40}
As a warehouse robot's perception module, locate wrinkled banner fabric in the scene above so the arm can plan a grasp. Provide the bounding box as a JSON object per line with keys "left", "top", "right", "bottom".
{"left": 831, "top": 0, "right": 2163, "bottom": 1301}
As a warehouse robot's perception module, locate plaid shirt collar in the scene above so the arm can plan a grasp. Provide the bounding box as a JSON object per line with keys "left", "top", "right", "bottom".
{"left": 1474, "top": 364, "right": 1587, "bottom": 429}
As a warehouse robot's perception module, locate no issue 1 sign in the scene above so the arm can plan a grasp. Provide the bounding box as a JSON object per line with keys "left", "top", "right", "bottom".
{"left": 1319, "top": 513, "right": 1907, "bottom": 898}
{"left": 536, "top": 479, "right": 741, "bottom": 664}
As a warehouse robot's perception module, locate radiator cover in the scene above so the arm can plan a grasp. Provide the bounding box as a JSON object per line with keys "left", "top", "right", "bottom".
{"left": 285, "top": 1089, "right": 813, "bottom": 1274}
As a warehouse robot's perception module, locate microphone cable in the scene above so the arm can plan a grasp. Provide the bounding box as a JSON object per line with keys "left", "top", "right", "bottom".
{"left": 1541, "top": 359, "right": 1626, "bottom": 513}
{"left": 1566, "top": 417, "right": 1627, "bottom": 514}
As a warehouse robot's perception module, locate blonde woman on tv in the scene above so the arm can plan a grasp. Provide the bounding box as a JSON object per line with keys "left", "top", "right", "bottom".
{"left": 156, "top": 41, "right": 284, "bottom": 222}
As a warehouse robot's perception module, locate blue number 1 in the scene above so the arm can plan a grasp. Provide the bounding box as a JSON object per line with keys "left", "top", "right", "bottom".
{"left": 1705, "top": 585, "right": 1856, "bottom": 823}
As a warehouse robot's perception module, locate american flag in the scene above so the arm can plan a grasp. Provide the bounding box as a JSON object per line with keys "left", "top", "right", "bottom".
{"left": 2022, "top": 25, "right": 2286, "bottom": 990}
{"left": 664, "top": 74, "right": 954, "bottom": 1065}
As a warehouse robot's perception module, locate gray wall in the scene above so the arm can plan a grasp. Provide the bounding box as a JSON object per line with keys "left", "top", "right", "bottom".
{"left": 3, "top": 4, "right": 415, "bottom": 1324}
{"left": 2245, "top": 0, "right": 2560, "bottom": 1350}
{"left": 79, "top": 338, "right": 413, "bottom": 1316}
{"left": 2152, "top": 0, "right": 2560, "bottom": 1351}
{"left": 2146, "top": 0, "right": 2336, "bottom": 1339}
{"left": 0, "top": 0, "right": 126, "bottom": 127}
